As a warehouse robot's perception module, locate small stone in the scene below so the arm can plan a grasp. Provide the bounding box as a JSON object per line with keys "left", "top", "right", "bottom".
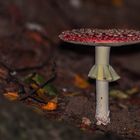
{"left": 82, "top": 117, "right": 92, "bottom": 126}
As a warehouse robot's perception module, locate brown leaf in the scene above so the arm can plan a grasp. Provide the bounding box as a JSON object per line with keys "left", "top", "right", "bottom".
{"left": 4, "top": 92, "right": 19, "bottom": 101}
{"left": 30, "top": 83, "right": 38, "bottom": 89}
{"left": 126, "top": 87, "right": 139, "bottom": 96}
{"left": 41, "top": 102, "right": 57, "bottom": 111}
{"left": 74, "top": 75, "right": 90, "bottom": 89}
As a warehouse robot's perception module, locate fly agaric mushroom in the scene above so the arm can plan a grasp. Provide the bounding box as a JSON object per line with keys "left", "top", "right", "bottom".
{"left": 59, "top": 29, "right": 140, "bottom": 125}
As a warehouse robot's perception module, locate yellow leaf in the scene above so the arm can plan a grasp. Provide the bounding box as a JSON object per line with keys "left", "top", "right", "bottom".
{"left": 31, "top": 83, "right": 48, "bottom": 101}
{"left": 110, "top": 90, "right": 129, "bottom": 99}
{"left": 126, "top": 87, "right": 139, "bottom": 96}
{"left": 74, "top": 75, "right": 90, "bottom": 89}
{"left": 31, "top": 83, "right": 45, "bottom": 94}
{"left": 30, "top": 83, "right": 38, "bottom": 89}
{"left": 4, "top": 92, "right": 19, "bottom": 101}
{"left": 37, "top": 88, "right": 45, "bottom": 95}
{"left": 41, "top": 101, "right": 57, "bottom": 111}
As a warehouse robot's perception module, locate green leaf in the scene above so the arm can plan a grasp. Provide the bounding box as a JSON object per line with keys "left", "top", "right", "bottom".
{"left": 43, "top": 84, "right": 58, "bottom": 96}
{"left": 32, "top": 74, "right": 58, "bottom": 96}
{"left": 110, "top": 89, "right": 129, "bottom": 99}
{"left": 24, "top": 73, "right": 58, "bottom": 96}
{"left": 32, "top": 74, "right": 45, "bottom": 85}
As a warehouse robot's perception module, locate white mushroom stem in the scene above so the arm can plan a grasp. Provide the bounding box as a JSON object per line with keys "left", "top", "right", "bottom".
{"left": 95, "top": 46, "right": 110, "bottom": 125}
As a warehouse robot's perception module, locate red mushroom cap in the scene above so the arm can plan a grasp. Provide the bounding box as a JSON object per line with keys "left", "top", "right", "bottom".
{"left": 59, "top": 29, "right": 140, "bottom": 46}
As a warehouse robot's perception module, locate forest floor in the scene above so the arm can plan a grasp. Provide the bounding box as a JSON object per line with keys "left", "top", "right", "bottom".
{"left": 0, "top": 1, "right": 140, "bottom": 140}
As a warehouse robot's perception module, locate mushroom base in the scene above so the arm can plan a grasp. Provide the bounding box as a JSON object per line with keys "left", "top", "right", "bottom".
{"left": 95, "top": 80, "right": 110, "bottom": 125}
{"left": 96, "top": 111, "right": 110, "bottom": 125}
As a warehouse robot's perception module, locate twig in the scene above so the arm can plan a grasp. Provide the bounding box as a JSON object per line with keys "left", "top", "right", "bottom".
{"left": 0, "top": 27, "right": 57, "bottom": 103}
{"left": 0, "top": 58, "right": 57, "bottom": 103}
{"left": 20, "top": 73, "right": 56, "bottom": 101}
{"left": 27, "top": 96, "right": 47, "bottom": 104}
{"left": 20, "top": 59, "right": 56, "bottom": 101}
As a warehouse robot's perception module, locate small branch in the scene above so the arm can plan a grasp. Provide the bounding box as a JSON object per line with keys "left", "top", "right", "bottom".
{"left": 0, "top": 58, "right": 57, "bottom": 103}
{"left": 20, "top": 73, "right": 56, "bottom": 101}
{"left": 26, "top": 96, "right": 47, "bottom": 104}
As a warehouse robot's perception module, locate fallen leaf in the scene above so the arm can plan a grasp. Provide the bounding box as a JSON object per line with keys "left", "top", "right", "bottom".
{"left": 41, "top": 101, "right": 57, "bottom": 111}
{"left": 31, "top": 83, "right": 57, "bottom": 97}
{"left": 41, "top": 97, "right": 57, "bottom": 111}
{"left": 36, "top": 89, "right": 48, "bottom": 101}
{"left": 110, "top": 89, "right": 129, "bottom": 99}
{"left": 30, "top": 83, "right": 46, "bottom": 98}
{"left": 32, "top": 73, "right": 45, "bottom": 85}
{"left": 32, "top": 74, "right": 58, "bottom": 96}
{"left": 24, "top": 73, "right": 58, "bottom": 98}
{"left": 43, "top": 84, "right": 58, "bottom": 96}
{"left": 126, "top": 87, "right": 139, "bottom": 96}
{"left": 37, "top": 88, "right": 45, "bottom": 95}
{"left": 30, "top": 83, "right": 38, "bottom": 89}
{"left": 4, "top": 92, "right": 19, "bottom": 101}
{"left": 74, "top": 75, "right": 90, "bottom": 89}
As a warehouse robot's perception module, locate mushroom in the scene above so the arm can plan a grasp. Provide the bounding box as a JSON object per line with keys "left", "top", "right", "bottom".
{"left": 59, "top": 29, "right": 140, "bottom": 125}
